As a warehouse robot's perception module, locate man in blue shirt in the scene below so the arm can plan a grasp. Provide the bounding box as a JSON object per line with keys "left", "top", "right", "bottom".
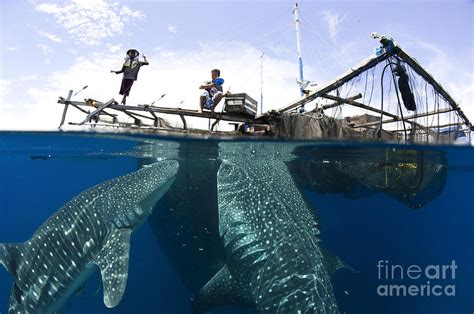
{"left": 199, "top": 69, "right": 224, "bottom": 113}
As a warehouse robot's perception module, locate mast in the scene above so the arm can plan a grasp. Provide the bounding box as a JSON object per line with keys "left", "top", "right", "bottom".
{"left": 260, "top": 52, "right": 264, "bottom": 115}
{"left": 294, "top": 1, "right": 304, "bottom": 98}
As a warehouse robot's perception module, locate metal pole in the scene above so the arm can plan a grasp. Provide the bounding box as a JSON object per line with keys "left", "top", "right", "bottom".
{"left": 294, "top": 1, "right": 304, "bottom": 97}
{"left": 260, "top": 52, "right": 264, "bottom": 115}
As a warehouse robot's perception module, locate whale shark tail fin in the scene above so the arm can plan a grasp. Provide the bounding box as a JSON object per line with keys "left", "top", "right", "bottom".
{"left": 0, "top": 243, "right": 22, "bottom": 279}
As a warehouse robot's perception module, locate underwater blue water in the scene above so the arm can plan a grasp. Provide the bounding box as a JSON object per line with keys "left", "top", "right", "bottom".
{"left": 0, "top": 132, "right": 472, "bottom": 314}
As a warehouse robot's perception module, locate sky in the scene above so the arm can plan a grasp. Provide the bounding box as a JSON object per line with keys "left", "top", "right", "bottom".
{"left": 0, "top": 0, "right": 472, "bottom": 131}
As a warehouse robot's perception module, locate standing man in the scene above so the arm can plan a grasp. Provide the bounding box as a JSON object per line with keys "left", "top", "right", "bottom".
{"left": 111, "top": 48, "right": 149, "bottom": 104}
{"left": 199, "top": 69, "right": 225, "bottom": 113}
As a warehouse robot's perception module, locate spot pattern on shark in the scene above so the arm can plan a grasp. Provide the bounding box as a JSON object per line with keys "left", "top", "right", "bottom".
{"left": 195, "top": 156, "right": 340, "bottom": 314}
{"left": 0, "top": 160, "right": 178, "bottom": 314}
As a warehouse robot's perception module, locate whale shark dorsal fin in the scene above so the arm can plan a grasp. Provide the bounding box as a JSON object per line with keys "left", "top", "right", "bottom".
{"left": 0, "top": 243, "right": 22, "bottom": 276}
{"left": 194, "top": 264, "right": 254, "bottom": 312}
{"left": 92, "top": 229, "right": 132, "bottom": 308}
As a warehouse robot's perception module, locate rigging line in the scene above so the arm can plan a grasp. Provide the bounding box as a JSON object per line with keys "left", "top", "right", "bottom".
{"left": 299, "top": 23, "right": 332, "bottom": 62}
{"left": 205, "top": 9, "right": 291, "bottom": 44}
{"left": 298, "top": 23, "right": 345, "bottom": 73}
{"left": 298, "top": 19, "right": 344, "bottom": 61}
{"left": 437, "top": 93, "right": 440, "bottom": 141}
{"left": 407, "top": 66, "right": 423, "bottom": 112}
{"left": 430, "top": 88, "right": 439, "bottom": 127}
{"left": 368, "top": 68, "right": 375, "bottom": 107}
{"left": 344, "top": 76, "right": 358, "bottom": 100}
{"left": 387, "top": 57, "right": 407, "bottom": 140}
{"left": 218, "top": 22, "right": 295, "bottom": 53}
{"left": 246, "top": 22, "right": 296, "bottom": 51}
{"left": 299, "top": 28, "right": 323, "bottom": 66}
{"left": 425, "top": 81, "right": 429, "bottom": 131}
{"left": 268, "top": 23, "right": 295, "bottom": 51}
{"left": 379, "top": 61, "right": 397, "bottom": 138}
{"left": 362, "top": 70, "right": 369, "bottom": 105}
{"left": 299, "top": 13, "right": 345, "bottom": 52}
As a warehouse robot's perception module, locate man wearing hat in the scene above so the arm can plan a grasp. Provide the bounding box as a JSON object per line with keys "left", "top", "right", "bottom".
{"left": 111, "top": 48, "right": 149, "bottom": 104}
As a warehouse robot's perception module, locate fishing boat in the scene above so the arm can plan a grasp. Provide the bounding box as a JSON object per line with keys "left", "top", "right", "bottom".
{"left": 56, "top": 1, "right": 472, "bottom": 144}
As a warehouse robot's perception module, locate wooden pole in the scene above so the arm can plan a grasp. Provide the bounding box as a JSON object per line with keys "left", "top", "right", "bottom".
{"left": 353, "top": 107, "right": 456, "bottom": 128}
{"left": 321, "top": 93, "right": 362, "bottom": 110}
{"left": 58, "top": 99, "right": 255, "bottom": 124}
{"left": 79, "top": 99, "right": 115, "bottom": 125}
{"left": 258, "top": 52, "right": 390, "bottom": 118}
{"left": 58, "top": 90, "right": 73, "bottom": 128}
{"left": 320, "top": 94, "right": 400, "bottom": 120}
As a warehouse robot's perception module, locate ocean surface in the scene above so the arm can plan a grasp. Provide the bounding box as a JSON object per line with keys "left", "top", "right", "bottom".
{"left": 0, "top": 131, "right": 472, "bottom": 314}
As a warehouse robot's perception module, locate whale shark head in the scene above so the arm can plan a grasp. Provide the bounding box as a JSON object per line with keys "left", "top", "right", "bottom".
{"left": 127, "top": 160, "right": 179, "bottom": 211}
{"left": 94, "top": 159, "right": 179, "bottom": 229}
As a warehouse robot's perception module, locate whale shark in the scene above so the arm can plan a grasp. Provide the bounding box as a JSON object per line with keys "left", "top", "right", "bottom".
{"left": 194, "top": 156, "right": 341, "bottom": 313}
{"left": 0, "top": 160, "right": 178, "bottom": 314}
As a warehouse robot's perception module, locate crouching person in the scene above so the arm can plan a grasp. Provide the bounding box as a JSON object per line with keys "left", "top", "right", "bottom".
{"left": 199, "top": 68, "right": 225, "bottom": 113}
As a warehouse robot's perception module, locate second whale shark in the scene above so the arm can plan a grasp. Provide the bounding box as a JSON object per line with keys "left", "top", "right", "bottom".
{"left": 0, "top": 160, "right": 178, "bottom": 313}
{"left": 195, "top": 150, "right": 343, "bottom": 313}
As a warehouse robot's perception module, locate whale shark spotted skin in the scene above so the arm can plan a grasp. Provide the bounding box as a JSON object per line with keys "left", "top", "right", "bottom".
{"left": 196, "top": 159, "right": 339, "bottom": 314}
{"left": 0, "top": 160, "right": 178, "bottom": 314}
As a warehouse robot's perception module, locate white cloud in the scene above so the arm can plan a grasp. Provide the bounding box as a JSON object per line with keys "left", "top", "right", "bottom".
{"left": 6, "top": 47, "right": 17, "bottom": 52}
{"left": 0, "top": 79, "right": 11, "bottom": 99}
{"left": 34, "top": 0, "right": 144, "bottom": 46}
{"left": 409, "top": 41, "right": 474, "bottom": 122}
{"left": 36, "top": 29, "right": 62, "bottom": 43}
{"left": 108, "top": 44, "right": 122, "bottom": 54}
{"left": 321, "top": 11, "right": 345, "bottom": 41}
{"left": 168, "top": 25, "right": 177, "bottom": 34}
{"left": 153, "top": 47, "right": 177, "bottom": 58}
{"left": 37, "top": 43, "right": 53, "bottom": 54}
{"left": 0, "top": 42, "right": 306, "bottom": 131}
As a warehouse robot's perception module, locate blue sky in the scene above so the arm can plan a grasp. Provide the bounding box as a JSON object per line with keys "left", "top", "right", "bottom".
{"left": 0, "top": 0, "right": 472, "bottom": 130}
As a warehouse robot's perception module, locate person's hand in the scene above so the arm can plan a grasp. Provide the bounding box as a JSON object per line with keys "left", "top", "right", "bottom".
{"left": 110, "top": 70, "right": 116, "bottom": 74}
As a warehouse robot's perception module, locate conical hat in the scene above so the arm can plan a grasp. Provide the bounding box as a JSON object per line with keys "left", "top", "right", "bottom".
{"left": 126, "top": 48, "right": 140, "bottom": 56}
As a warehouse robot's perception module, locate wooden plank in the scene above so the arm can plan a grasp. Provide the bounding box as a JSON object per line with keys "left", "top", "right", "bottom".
{"left": 354, "top": 107, "right": 456, "bottom": 128}
{"left": 320, "top": 94, "right": 400, "bottom": 120}
{"left": 321, "top": 93, "right": 362, "bottom": 110}
{"left": 58, "top": 90, "right": 73, "bottom": 128}
{"left": 121, "top": 110, "right": 155, "bottom": 121}
{"left": 397, "top": 48, "right": 473, "bottom": 130}
{"left": 58, "top": 99, "right": 255, "bottom": 124}
{"left": 70, "top": 104, "right": 89, "bottom": 114}
{"left": 257, "top": 52, "right": 390, "bottom": 117}
{"left": 79, "top": 99, "right": 115, "bottom": 125}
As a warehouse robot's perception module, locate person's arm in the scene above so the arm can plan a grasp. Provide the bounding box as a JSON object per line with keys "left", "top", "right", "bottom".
{"left": 140, "top": 55, "right": 149, "bottom": 66}
{"left": 111, "top": 65, "right": 126, "bottom": 74}
{"left": 199, "top": 81, "right": 215, "bottom": 89}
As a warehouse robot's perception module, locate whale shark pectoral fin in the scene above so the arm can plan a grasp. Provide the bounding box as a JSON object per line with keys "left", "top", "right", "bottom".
{"left": 92, "top": 228, "right": 132, "bottom": 308}
{"left": 8, "top": 282, "right": 23, "bottom": 314}
{"left": 194, "top": 264, "right": 254, "bottom": 313}
{"left": 322, "top": 249, "right": 355, "bottom": 275}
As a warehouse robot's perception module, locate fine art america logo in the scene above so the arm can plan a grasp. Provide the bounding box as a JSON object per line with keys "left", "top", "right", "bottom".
{"left": 376, "top": 260, "right": 457, "bottom": 297}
